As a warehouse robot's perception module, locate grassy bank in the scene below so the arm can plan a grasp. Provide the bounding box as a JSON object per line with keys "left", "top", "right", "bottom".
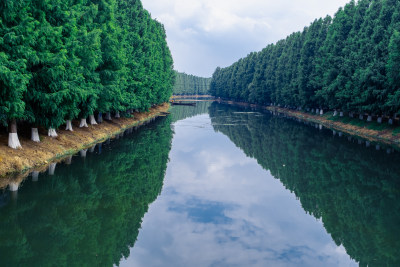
{"left": 0, "top": 103, "right": 170, "bottom": 181}
{"left": 218, "top": 100, "right": 400, "bottom": 149}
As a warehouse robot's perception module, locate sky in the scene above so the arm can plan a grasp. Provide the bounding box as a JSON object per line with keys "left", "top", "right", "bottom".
{"left": 141, "top": 0, "right": 350, "bottom": 77}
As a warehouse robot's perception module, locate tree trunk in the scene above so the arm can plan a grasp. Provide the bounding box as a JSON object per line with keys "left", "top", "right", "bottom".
{"left": 389, "top": 119, "right": 393, "bottom": 125}
{"left": 367, "top": 115, "right": 372, "bottom": 122}
{"left": 105, "top": 112, "right": 112, "bottom": 120}
{"left": 48, "top": 128, "right": 58, "bottom": 137}
{"left": 80, "top": 149, "right": 87, "bottom": 157}
{"left": 333, "top": 111, "right": 338, "bottom": 117}
{"left": 377, "top": 117, "right": 382, "bottom": 123}
{"left": 376, "top": 145, "right": 380, "bottom": 151}
{"left": 316, "top": 109, "right": 319, "bottom": 114}
{"left": 319, "top": 124, "right": 323, "bottom": 130}
{"left": 338, "top": 132, "right": 343, "bottom": 137}
{"left": 320, "top": 109, "right": 324, "bottom": 115}
{"left": 9, "top": 182, "right": 19, "bottom": 192}
{"left": 89, "top": 145, "right": 96, "bottom": 153}
{"left": 80, "top": 118, "right": 88, "bottom": 128}
{"left": 349, "top": 112, "right": 354, "bottom": 118}
{"left": 65, "top": 120, "right": 73, "bottom": 131}
{"left": 32, "top": 171, "right": 39, "bottom": 182}
{"left": 66, "top": 155, "right": 72, "bottom": 165}
{"left": 48, "top": 163, "right": 56, "bottom": 175}
{"left": 340, "top": 111, "right": 344, "bottom": 117}
{"left": 89, "top": 115, "right": 97, "bottom": 125}
{"left": 8, "top": 119, "right": 22, "bottom": 149}
{"left": 366, "top": 141, "right": 370, "bottom": 147}
{"left": 98, "top": 143, "right": 102, "bottom": 154}
{"left": 97, "top": 113, "right": 103, "bottom": 123}
{"left": 30, "top": 127, "right": 40, "bottom": 143}
{"left": 115, "top": 111, "right": 120, "bottom": 118}
{"left": 359, "top": 114, "right": 363, "bottom": 120}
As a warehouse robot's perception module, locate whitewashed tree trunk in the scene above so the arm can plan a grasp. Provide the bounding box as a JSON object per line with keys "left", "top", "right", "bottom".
{"left": 349, "top": 112, "right": 354, "bottom": 118}
{"left": 115, "top": 111, "right": 120, "bottom": 118}
{"left": 316, "top": 109, "right": 320, "bottom": 114}
{"left": 339, "top": 132, "right": 343, "bottom": 137}
{"left": 48, "top": 163, "right": 56, "bottom": 175}
{"left": 31, "top": 128, "right": 40, "bottom": 142}
{"left": 80, "top": 118, "right": 88, "bottom": 128}
{"left": 89, "top": 145, "right": 96, "bottom": 153}
{"left": 97, "top": 113, "right": 103, "bottom": 123}
{"left": 376, "top": 145, "right": 380, "bottom": 151}
{"left": 32, "top": 171, "right": 39, "bottom": 182}
{"left": 359, "top": 114, "right": 363, "bottom": 120}
{"left": 89, "top": 115, "right": 97, "bottom": 125}
{"left": 9, "top": 182, "right": 19, "bottom": 192}
{"left": 332, "top": 130, "right": 337, "bottom": 136}
{"left": 358, "top": 139, "right": 363, "bottom": 145}
{"left": 66, "top": 155, "right": 72, "bottom": 165}
{"left": 48, "top": 128, "right": 58, "bottom": 137}
{"left": 105, "top": 112, "right": 112, "bottom": 120}
{"left": 320, "top": 109, "right": 324, "bottom": 115}
{"left": 319, "top": 124, "right": 323, "bottom": 130}
{"left": 389, "top": 119, "right": 393, "bottom": 125}
{"left": 366, "top": 141, "right": 370, "bottom": 147}
{"left": 80, "top": 149, "right": 87, "bottom": 157}
{"left": 367, "top": 115, "right": 372, "bottom": 122}
{"left": 340, "top": 111, "right": 344, "bottom": 117}
{"left": 8, "top": 119, "right": 21, "bottom": 149}
{"left": 377, "top": 117, "right": 382, "bottom": 123}
{"left": 333, "top": 111, "right": 338, "bottom": 117}
{"left": 65, "top": 120, "right": 73, "bottom": 131}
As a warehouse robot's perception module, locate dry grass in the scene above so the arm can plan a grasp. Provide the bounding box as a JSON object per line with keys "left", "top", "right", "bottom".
{"left": 0, "top": 104, "right": 170, "bottom": 180}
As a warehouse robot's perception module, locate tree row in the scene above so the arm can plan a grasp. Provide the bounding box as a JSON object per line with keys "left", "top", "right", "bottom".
{"left": 173, "top": 71, "right": 211, "bottom": 95}
{"left": 210, "top": 0, "right": 400, "bottom": 124}
{"left": 0, "top": 0, "right": 175, "bottom": 149}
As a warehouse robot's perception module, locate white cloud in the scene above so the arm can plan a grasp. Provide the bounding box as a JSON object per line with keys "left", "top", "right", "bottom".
{"left": 141, "top": 0, "right": 349, "bottom": 77}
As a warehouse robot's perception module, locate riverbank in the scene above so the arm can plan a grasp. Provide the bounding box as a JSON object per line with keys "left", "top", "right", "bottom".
{"left": 0, "top": 103, "right": 170, "bottom": 181}
{"left": 218, "top": 100, "right": 400, "bottom": 149}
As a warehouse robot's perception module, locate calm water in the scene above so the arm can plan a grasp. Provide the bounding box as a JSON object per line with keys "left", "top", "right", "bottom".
{"left": 0, "top": 102, "right": 399, "bottom": 267}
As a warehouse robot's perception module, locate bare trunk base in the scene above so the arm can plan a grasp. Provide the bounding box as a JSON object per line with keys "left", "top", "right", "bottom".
{"left": 48, "top": 128, "right": 58, "bottom": 138}
{"left": 359, "top": 114, "right": 363, "bottom": 120}
{"left": 31, "top": 128, "right": 40, "bottom": 142}
{"left": 9, "top": 182, "right": 19, "bottom": 192}
{"left": 333, "top": 111, "right": 338, "bottom": 117}
{"left": 98, "top": 113, "right": 103, "bottom": 123}
{"left": 89, "top": 115, "right": 97, "bottom": 125}
{"left": 105, "top": 112, "right": 112, "bottom": 121}
{"left": 66, "top": 155, "right": 73, "bottom": 165}
{"left": 80, "top": 118, "right": 88, "bottom": 128}
{"left": 367, "top": 115, "right": 372, "bottom": 122}
{"left": 8, "top": 133, "right": 22, "bottom": 149}
{"left": 66, "top": 120, "right": 73, "bottom": 131}
{"left": 48, "top": 163, "right": 57, "bottom": 175}
{"left": 377, "top": 117, "right": 382, "bottom": 123}
{"left": 115, "top": 111, "right": 120, "bottom": 118}
{"left": 80, "top": 149, "right": 87, "bottom": 157}
{"left": 32, "top": 171, "right": 39, "bottom": 182}
{"left": 319, "top": 109, "right": 324, "bottom": 115}
{"left": 89, "top": 145, "right": 96, "bottom": 153}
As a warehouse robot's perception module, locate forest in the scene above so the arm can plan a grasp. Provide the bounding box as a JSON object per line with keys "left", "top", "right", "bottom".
{"left": 0, "top": 0, "right": 175, "bottom": 149}
{"left": 173, "top": 71, "right": 211, "bottom": 95}
{"left": 210, "top": 0, "right": 400, "bottom": 123}
{"left": 0, "top": 116, "right": 173, "bottom": 267}
{"left": 209, "top": 103, "right": 400, "bottom": 266}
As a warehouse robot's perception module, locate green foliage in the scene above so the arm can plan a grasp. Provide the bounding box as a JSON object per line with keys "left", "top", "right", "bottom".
{"left": 211, "top": 0, "right": 400, "bottom": 117}
{"left": 173, "top": 71, "right": 211, "bottom": 95}
{"left": 0, "top": 0, "right": 174, "bottom": 130}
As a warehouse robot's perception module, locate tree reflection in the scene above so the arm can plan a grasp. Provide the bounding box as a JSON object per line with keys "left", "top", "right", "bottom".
{"left": 210, "top": 103, "right": 400, "bottom": 267}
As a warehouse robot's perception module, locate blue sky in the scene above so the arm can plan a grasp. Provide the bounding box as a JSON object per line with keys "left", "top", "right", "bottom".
{"left": 141, "top": 0, "right": 349, "bottom": 77}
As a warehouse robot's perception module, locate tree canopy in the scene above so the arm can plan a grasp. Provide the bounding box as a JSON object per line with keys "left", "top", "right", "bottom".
{"left": 210, "top": 0, "right": 400, "bottom": 117}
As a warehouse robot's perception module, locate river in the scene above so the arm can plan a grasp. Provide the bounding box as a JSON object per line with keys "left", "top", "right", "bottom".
{"left": 0, "top": 102, "right": 399, "bottom": 267}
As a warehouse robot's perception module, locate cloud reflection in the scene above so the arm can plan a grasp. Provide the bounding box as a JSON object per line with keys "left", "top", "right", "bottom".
{"left": 119, "top": 114, "right": 356, "bottom": 267}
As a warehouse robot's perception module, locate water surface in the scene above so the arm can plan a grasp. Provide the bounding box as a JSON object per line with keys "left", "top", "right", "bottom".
{"left": 1, "top": 102, "right": 399, "bottom": 267}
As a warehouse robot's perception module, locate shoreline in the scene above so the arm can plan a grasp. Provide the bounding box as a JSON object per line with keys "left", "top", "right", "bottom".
{"left": 217, "top": 99, "right": 400, "bottom": 149}
{"left": 0, "top": 103, "right": 170, "bottom": 183}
